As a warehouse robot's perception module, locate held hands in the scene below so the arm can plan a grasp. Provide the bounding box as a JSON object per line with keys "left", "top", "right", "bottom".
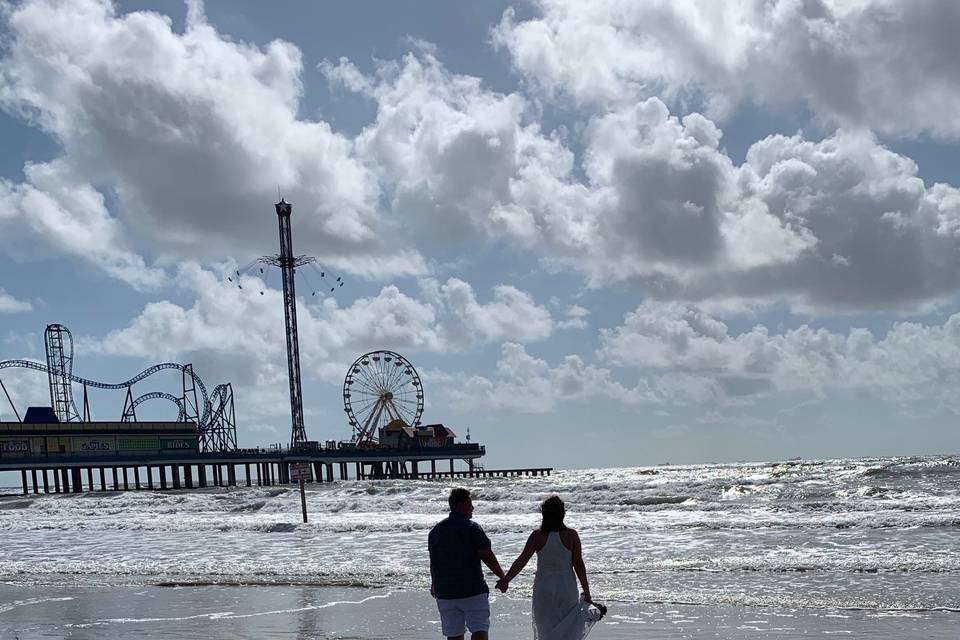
{"left": 495, "top": 577, "right": 509, "bottom": 593}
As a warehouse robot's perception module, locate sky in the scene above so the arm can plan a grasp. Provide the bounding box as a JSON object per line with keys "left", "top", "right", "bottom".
{"left": 2, "top": 0, "right": 960, "bottom": 469}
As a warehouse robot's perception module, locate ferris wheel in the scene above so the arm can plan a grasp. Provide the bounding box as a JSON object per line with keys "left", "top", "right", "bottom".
{"left": 343, "top": 350, "right": 424, "bottom": 444}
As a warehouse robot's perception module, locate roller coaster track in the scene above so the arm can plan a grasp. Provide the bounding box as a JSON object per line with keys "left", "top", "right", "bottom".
{"left": 206, "top": 383, "right": 237, "bottom": 451}
{"left": 0, "top": 360, "right": 211, "bottom": 427}
{"left": 124, "top": 392, "right": 187, "bottom": 422}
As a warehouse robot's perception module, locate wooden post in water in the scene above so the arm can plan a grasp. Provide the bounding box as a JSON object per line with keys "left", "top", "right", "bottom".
{"left": 290, "top": 463, "right": 311, "bottom": 523}
{"left": 299, "top": 479, "right": 308, "bottom": 522}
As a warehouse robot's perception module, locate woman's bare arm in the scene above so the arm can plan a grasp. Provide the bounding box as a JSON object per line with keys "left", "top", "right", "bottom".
{"left": 569, "top": 530, "right": 591, "bottom": 601}
{"left": 501, "top": 531, "right": 541, "bottom": 584}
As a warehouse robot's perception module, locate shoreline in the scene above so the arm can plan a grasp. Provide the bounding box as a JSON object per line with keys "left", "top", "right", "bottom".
{"left": 2, "top": 582, "right": 958, "bottom": 639}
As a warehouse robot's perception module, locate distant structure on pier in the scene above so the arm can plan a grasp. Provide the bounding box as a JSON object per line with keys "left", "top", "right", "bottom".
{"left": 0, "top": 323, "right": 236, "bottom": 452}
{"left": 342, "top": 349, "right": 461, "bottom": 450}
{"left": 229, "top": 199, "right": 346, "bottom": 451}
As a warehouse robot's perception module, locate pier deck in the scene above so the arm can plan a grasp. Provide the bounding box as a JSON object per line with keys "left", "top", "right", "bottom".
{"left": 0, "top": 444, "right": 552, "bottom": 494}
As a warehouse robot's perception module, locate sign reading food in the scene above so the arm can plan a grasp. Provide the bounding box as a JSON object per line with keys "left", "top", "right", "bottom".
{"left": 0, "top": 440, "right": 31, "bottom": 454}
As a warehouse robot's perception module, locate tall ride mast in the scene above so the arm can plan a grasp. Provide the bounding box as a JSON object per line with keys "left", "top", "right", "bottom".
{"left": 259, "top": 200, "right": 314, "bottom": 449}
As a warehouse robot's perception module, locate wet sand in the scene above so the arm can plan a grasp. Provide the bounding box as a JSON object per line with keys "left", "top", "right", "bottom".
{"left": 1, "top": 583, "right": 957, "bottom": 639}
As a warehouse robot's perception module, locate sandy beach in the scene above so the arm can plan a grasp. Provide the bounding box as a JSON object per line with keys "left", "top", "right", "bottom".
{"left": 1, "top": 582, "right": 958, "bottom": 639}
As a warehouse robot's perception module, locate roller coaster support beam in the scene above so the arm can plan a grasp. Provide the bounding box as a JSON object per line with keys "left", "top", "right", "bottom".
{"left": 181, "top": 364, "right": 200, "bottom": 426}
{"left": 0, "top": 378, "right": 21, "bottom": 422}
{"left": 121, "top": 386, "right": 137, "bottom": 422}
{"left": 83, "top": 384, "right": 91, "bottom": 422}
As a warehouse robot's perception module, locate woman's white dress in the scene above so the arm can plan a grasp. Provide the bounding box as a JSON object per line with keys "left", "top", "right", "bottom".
{"left": 532, "top": 531, "right": 601, "bottom": 640}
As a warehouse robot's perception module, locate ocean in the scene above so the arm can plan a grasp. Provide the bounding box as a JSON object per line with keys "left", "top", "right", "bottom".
{"left": 1, "top": 455, "right": 958, "bottom": 638}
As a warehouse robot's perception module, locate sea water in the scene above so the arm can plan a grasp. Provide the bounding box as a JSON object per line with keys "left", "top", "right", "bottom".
{"left": 1, "top": 455, "right": 958, "bottom": 638}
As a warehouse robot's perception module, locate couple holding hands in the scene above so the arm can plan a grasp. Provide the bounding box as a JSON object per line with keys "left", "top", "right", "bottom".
{"left": 429, "top": 488, "right": 605, "bottom": 640}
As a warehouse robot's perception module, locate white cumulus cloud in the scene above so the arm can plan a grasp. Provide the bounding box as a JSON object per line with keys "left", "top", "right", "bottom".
{"left": 600, "top": 300, "right": 960, "bottom": 408}
{"left": 0, "top": 0, "right": 421, "bottom": 283}
{"left": 0, "top": 289, "right": 32, "bottom": 314}
{"left": 443, "top": 342, "right": 655, "bottom": 413}
{"left": 494, "top": 0, "right": 960, "bottom": 137}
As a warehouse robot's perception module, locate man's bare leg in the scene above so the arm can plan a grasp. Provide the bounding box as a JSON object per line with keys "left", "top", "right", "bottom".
{"left": 471, "top": 632, "right": 488, "bottom": 640}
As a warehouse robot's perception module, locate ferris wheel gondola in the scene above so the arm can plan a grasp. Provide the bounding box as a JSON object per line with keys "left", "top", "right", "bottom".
{"left": 343, "top": 350, "right": 424, "bottom": 444}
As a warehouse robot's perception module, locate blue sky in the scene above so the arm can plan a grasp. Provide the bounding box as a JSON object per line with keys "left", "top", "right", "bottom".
{"left": 2, "top": 0, "right": 960, "bottom": 469}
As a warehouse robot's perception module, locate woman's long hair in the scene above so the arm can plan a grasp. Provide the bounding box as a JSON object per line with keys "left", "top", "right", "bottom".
{"left": 539, "top": 495, "right": 567, "bottom": 533}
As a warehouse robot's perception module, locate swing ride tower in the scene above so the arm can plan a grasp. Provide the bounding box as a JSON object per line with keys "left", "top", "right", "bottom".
{"left": 258, "top": 200, "right": 314, "bottom": 449}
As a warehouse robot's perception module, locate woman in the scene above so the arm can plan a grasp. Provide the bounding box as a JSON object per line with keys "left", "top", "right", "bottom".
{"left": 496, "top": 496, "right": 601, "bottom": 640}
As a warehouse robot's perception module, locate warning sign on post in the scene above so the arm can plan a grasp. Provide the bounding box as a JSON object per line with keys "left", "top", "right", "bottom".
{"left": 290, "top": 462, "right": 313, "bottom": 482}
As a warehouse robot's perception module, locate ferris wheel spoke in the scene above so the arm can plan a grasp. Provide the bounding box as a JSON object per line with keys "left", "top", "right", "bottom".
{"left": 362, "top": 363, "right": 377, "bottom": 391}
{"left": 353, "top": 374, "right": 382, "bottom": 395}
{"left": 393, "top": 358, "right": 412, "bottom": 388}
{"left": 351, "top": 396, "right": 379, "bottom": 413}
{"left": 353, "top": 398, "right": 378, "bottom": 415}
{"left": 388, "top": 368, "right": 412, "bottom": 393}
{"left": 350, "top": 387, "right": 383, "bottom": 398}
{"left": 383, "top": 358, "right": 405, "bottom": 391}
{"left": 378, "top": 356, "right": 393, "bottom": 392}
{"left": 368, "top": 356, "right": 385, "bottom": 389}
{"left": 355, "top": 366, "right": 380, "bottom": 388}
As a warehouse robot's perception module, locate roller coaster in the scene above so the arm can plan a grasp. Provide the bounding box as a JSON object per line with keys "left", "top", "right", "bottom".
{"left": 0, "top": 324, "right": 237, "bottom": 453}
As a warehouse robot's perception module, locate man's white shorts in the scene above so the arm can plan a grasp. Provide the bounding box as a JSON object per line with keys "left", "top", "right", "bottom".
{"left": 436, "top": 592, "right": 490, "bottom": 636}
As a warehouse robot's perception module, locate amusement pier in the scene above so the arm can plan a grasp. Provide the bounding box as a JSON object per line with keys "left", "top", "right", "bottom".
{"left": 0, "top": 200, "right": 551, "bottom": 494}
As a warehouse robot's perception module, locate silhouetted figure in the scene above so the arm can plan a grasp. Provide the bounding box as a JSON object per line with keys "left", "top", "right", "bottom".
{"left": 497, "top": 496, "right": 604, "bottom": 639}
{"left": 429, "top": 488, "right": 505, "bottom": 640}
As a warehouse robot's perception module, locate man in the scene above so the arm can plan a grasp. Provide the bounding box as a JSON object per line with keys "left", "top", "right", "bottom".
{"left": 429, "top": 488, "right": 505, "bottom": 640}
